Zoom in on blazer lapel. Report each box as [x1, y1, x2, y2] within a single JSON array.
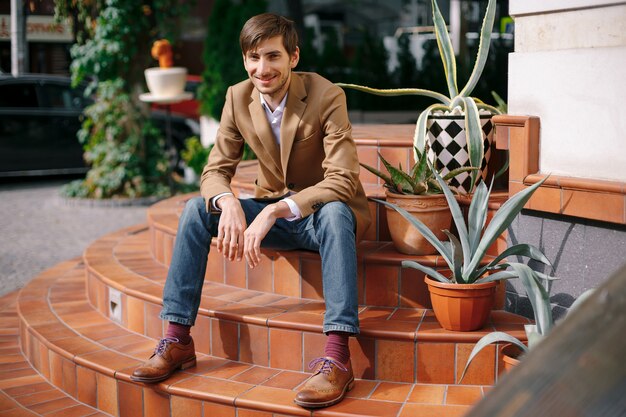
[[280, 74, 307, 179], [249, 93, 282, 174]]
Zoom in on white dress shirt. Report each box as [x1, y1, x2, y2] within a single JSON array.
[[211, 92, 301, 221]]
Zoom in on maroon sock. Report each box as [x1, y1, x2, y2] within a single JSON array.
[[165, 322, 191, 345], [324, 332, 350, 365]]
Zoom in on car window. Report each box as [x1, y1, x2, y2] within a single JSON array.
[[0, 83, 38, 107], [184, 80, 199, 96], [40, 83, 86, 109]]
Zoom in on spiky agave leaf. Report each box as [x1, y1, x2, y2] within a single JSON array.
[[431, 0, 458, 98], [458, 0, 497, 98], [334, 83, 451, 105]]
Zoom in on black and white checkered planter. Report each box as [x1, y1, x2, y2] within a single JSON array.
[[426, 115, 494, 194]]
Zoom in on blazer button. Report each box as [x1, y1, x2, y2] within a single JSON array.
[[287, 183, 295, 190]]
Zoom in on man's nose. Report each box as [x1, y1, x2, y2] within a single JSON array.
[[258, 58, 269, 74]]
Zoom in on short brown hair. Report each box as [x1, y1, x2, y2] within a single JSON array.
[[240, 13, 299, 56]]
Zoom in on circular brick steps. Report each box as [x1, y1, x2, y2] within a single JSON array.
[[83, 224, 527, 386], [14, 259, 490, 417], [6, 123, 522, 416], [0, 290, 111, 417]]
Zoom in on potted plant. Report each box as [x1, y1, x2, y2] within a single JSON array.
[[361, 144, 476, 255], [338, 0, 501, 193], [459, 284, 593, 380], [375, 167, 553, 331]]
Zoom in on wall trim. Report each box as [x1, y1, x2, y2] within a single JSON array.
[[493, 115, 626, 225]]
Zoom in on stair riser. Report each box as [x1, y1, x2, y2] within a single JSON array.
[[19, 325, 307, 417], [150, 229, 507, 311], [85, 271, 503, 386]]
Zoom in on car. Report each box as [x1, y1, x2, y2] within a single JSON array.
[[0, 74, 199, 177]]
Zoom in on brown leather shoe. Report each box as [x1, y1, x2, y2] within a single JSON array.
[[131, 337, 196, 383], [294, 357, 354, 408]]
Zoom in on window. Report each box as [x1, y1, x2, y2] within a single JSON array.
[[0, 83, 38, 107], [41, 83, 85, 109]]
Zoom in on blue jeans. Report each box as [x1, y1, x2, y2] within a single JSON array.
[[160, 196, 359, 335]]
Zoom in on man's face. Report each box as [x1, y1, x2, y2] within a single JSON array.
[[243, 35, 299, 104]]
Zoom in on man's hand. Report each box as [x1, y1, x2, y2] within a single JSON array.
[[244, 201, 291, 268], [215, 195, 247, 261]]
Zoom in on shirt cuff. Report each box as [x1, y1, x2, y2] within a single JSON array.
[[211, 192, 234, 212], [282, 197, 301, 222]]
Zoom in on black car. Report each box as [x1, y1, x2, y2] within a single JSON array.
[[0, 74, 198, 177]]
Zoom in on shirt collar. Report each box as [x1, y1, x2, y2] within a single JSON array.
[[259, 93, 288, 115]]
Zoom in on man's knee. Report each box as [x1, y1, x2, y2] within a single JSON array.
[[179, 196, 213, 228], [315, 201, 355, 231], [185, 196, 205, 212]]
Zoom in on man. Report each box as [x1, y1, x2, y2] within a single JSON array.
[[131, 13, 371, 409]]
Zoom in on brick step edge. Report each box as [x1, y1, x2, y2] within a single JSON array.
[[82, 226, 529, 386], [0, 289, 113, 417], [15, 260, 485, 417]]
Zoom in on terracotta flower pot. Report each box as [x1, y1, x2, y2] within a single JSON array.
[[425, 276, 497, 331], [501, 343, 523, 371], [384, 190, 452, 255]]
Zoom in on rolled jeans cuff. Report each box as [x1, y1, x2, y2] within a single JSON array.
[[160, 312, 195, 327], [323, 324, 359, 335]]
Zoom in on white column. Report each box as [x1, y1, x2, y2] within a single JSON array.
[[10, 0, 26, 76]]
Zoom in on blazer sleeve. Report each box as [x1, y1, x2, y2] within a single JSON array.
[[288, 84, 360, 218], [199, 86, 244, 210]]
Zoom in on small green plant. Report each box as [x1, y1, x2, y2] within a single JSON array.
[[361, 144, 477, 195], [181, 136, 212, 176], [338, 0, 501, 191], [375, 166, 553, 285]]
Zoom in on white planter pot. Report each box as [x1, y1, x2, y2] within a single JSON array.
[[144, 67, 187, 98], [426, 114, 494, 194]]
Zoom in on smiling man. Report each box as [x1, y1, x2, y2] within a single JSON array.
[[131, 13, 371, 409]]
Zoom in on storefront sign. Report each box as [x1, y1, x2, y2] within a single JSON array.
[[0, 15, 73, 42]]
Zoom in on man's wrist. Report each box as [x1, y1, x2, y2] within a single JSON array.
[[266, 201, 293, 219], [213, 192, 235, 210]]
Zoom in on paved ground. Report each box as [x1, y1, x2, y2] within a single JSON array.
[[0, 179, 148, 297]]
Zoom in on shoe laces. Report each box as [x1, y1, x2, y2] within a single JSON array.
[[154, 337, 179, 356], [308, 357, 347, 375]]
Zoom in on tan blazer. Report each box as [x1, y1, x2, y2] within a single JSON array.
[[200, 72, 371, 241]]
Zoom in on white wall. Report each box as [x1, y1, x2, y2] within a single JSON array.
[[508, 1, 626, 182]]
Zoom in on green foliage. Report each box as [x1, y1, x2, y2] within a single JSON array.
[[360, 145, 477, 195], [345, 30, 392, 110], [181, 136, 212, 176], [62, 80, 170, 199], [460, 278, 597, 383], [181, 136, 256, 177], [458, 272, 554, 382], [198, 0, 267, 119], [376, 169, 554, 285], [55, 0, 190, 198]]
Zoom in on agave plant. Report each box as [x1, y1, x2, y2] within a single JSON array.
[[360, 144, 477, 195], [459, 278, 595, 382], [458, 270, 554, 382], [338, 0, 501, 190], [375, 167, 553, 285]]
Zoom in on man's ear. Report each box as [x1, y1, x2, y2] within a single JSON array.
[[290, 46, 300, 69]]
